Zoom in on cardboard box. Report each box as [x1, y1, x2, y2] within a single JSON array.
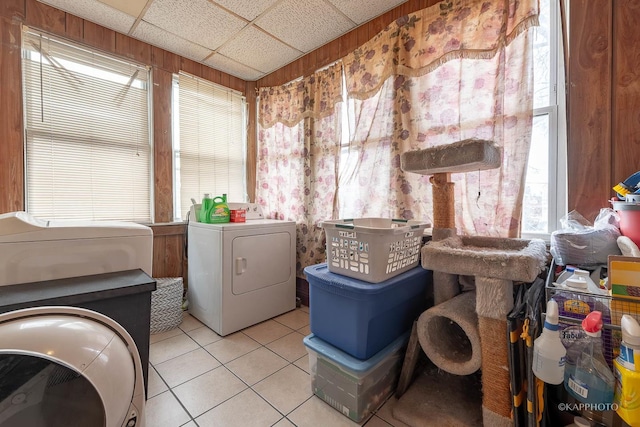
[[609, 256, 640, 299]]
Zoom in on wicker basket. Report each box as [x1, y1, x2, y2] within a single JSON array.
[[150, 277, 184, 334]]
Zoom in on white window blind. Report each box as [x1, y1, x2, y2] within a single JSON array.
[[22, 28, 152, 222], [174, 72, 247, 220]]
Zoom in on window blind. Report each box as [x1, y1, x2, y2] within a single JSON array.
[[22, 28, 152, 222], [175, 72, 246, 220]]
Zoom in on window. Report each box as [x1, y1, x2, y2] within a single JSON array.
[[22, 28, 152, 222], [521, 0, 567, 237], [172, 73, 247, 221]]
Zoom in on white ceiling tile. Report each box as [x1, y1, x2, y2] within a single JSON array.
[[98, 0, 148, 17], [204, 54, 265, 81], [218, 26, 301, 74], [327, 0, 407, 25], [255, 0, 355, 52], [132, 21, 212, 62], [212, 0, 279, 21], [142, 0, 248, 50], [37, 0, 135, 34]]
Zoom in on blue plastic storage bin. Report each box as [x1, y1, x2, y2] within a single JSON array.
[[305, 263, 432, 360], [303, 332, 409, 422]]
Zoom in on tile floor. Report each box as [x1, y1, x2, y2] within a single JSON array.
[[146, 306, 409, 427]]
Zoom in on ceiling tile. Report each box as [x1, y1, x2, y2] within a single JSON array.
[[132, 21, 212, 62], [204, 54, 265, 81], [212, 0, 279, 21], [255, 0, 355, 52], [142, 0, 248, 51], [37, 0, 136, 34], [218, 26, 301, 74], [327, 0, 407, 25], [98, 0, 148, 17]]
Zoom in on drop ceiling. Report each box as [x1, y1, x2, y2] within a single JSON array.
[[36, 0, 409, 81]]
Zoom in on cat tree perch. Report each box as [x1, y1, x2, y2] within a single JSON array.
[[396, 139, 547, 427]]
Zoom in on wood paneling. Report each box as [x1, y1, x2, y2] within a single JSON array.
[[151, 46, 180, 74], [115, 32, 151, 64], [65, 13, 83, 41], [1, 0, 25, 19], [567, 0, 613, 220], [0, 17, 24, 213], [612, 0, 640, 187], [83, 20, 116, 52], [153, 68, 174, 223], [25, 0, 64, 34], [150, 224, 186, 282]]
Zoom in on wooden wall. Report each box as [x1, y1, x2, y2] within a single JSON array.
[[568, 0, 640, 221]]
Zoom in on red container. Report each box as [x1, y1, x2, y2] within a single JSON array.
[[230, 209, 246, 222], [613, 201, 640, 247]]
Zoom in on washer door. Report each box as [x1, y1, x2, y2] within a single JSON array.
[[0, 307, 140, 427]]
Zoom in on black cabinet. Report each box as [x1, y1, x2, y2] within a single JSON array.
[[0, 269, 156, 397]]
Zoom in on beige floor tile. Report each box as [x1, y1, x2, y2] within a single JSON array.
[[274, 309, 309, 330], [144, 391, 191, 427], [155, 348, 221, 388], [180, 422, 196, 427], [364, 416, 393, 426], [203, 332, 261, 364], [147, 366, 168, 398], [186, 325, 222, 346], [173, 367, 247, 417], [272, 418, 296, 427], [195, 389, 282, 427], [297, 324, 311, 335], [288, 397, 360, 427], [253, 364, 312, 414], [266, 331, 308, 362], [149, 334, 199, 365], [179, 313, 205, 332], [225, 347, 288, 386], [150, 327, 185, 344], [242, 319, 294, 345], [299, 305, 310, 313], [293, 354, 310, 374], [375, 397, 411, 427]]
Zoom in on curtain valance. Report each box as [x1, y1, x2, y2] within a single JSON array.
[[343, 0, 539, 99], [258, 62, 343, 128]]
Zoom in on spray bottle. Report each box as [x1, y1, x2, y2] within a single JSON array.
[[614, 315, 640, 425], [199, 193, 213, 223], [566, 311, 615, 404], [532, 299, 566, 384]]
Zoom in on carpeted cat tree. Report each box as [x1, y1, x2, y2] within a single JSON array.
[[395, 139, 547, 427]]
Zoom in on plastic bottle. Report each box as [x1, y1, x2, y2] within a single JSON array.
[[199, 193, 212, 223], [532, 299, 566, 384], [572, 269, 607, 295], [556, 266, 576, 284], [208, 194, 230, 223], [614, 315, 640, 425], [566, 311, 615, 404]]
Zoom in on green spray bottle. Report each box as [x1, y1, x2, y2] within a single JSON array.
[[199, 193, 213, 223]]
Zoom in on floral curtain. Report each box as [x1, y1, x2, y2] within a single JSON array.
[[256, 63, 342, 277], [340, 0, 538, 236]]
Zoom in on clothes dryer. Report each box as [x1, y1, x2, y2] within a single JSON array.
[[0, 306, 145, 427], [187, 203, 296, 335]]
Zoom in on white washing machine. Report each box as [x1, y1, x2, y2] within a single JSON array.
[[0, 306, 145, 427], [187, 203, 296, 336]]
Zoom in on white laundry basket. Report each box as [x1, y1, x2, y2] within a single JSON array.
[[150, 278, 184, 333], [321, 218, 430, 283]]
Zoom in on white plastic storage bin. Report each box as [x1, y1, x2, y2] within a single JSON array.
[[303, 332, 409, 422], [321, 218, 430, 283]]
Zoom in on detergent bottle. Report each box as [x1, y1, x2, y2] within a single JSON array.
[[209, 194, 230, 223], [566, 311, 615, 404], [614, 315, 640, 425], [199, 193, 213, 223], [533, 299, 566, 384]]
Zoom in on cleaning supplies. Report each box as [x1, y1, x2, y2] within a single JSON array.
[[208, 194, 230, 223], [566, 311, 615, 404], [199, 193, 213, 223], [556, 266, 576, 285], [532, 299, 566, 384], [614, 315, 640, 425]]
